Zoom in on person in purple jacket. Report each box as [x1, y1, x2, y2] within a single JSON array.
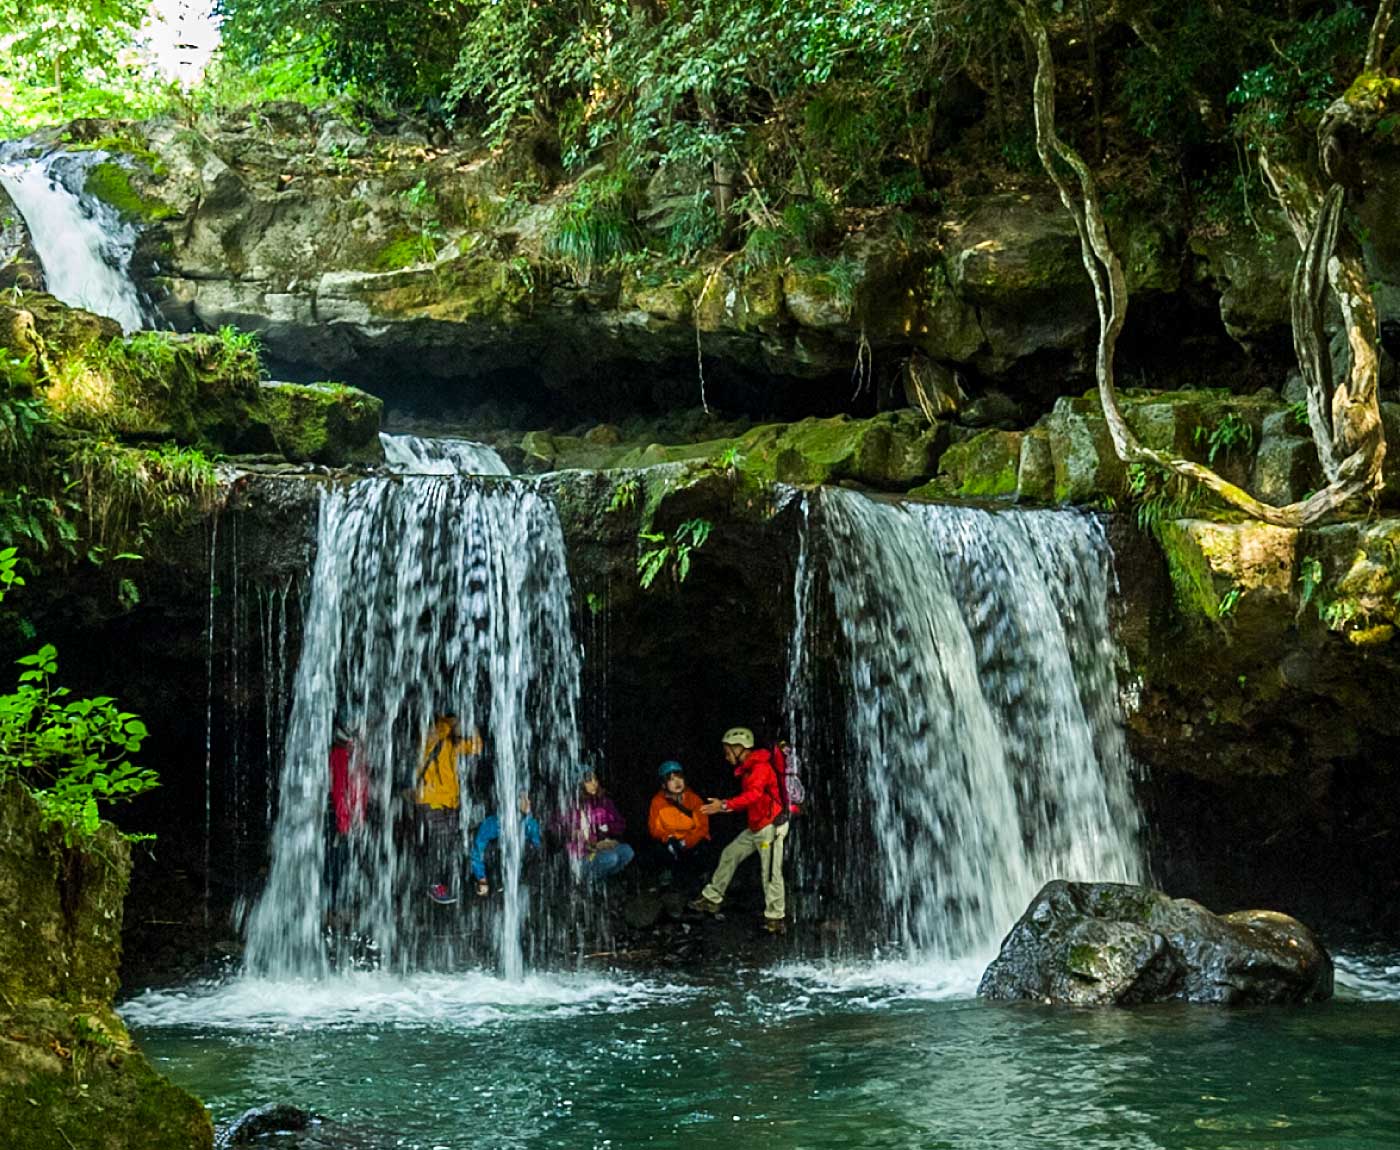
[[564, 766, 634, 882]]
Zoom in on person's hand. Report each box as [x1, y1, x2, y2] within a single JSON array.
[[699, 799, 725, 815], [475, 879, 490, 897]]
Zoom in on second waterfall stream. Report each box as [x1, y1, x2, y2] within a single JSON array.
[[787, 488, 1143, 966]]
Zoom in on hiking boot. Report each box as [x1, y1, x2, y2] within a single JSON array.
[[763, 918, 787, 935], [427, 883, 458, 905], [688, 895, 722, 916]]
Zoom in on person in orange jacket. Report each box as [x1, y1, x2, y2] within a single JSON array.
[[647, 761, 710, 887]]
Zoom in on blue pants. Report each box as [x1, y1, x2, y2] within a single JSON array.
[[581, 843, 634, 882]]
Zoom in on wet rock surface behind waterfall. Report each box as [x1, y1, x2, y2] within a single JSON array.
[[978, 880, 1333, 1006]]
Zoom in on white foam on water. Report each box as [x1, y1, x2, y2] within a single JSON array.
[[772, 955, 989, 1004], [1333, 952, 1400, 1001], [379, 433, 510, 476], [121, 970, 685, 1031]]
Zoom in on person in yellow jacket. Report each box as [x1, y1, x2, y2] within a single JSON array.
[[413, 714, 482, 905]]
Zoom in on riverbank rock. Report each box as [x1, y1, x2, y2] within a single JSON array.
[[0, 179, 44, 292], [2, 293, 382, 465], [978, 880, 1333, 1005], [0, 784, 213, 1149]]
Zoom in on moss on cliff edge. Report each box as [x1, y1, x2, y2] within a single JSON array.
[[0, 787, 213, 1149], [83, 162, 177, 223], [0, 1001, 212, 1150]]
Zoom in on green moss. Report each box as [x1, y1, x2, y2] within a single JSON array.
[[82, 163, 176, 222], [0, 1002, 212, 1150], [256, 381, 383, 465], [1154, 520, 1224, 622], [373, 230, 437, 271], [1343, 70, 1400, 108], [70, 135, 168, 177], [1067, 944, 1099, 973], [926, 429, 1021, 498]]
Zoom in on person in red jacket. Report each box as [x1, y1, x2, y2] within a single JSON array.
[[327, 720, 369, 917], [689, 726, 790, 933]]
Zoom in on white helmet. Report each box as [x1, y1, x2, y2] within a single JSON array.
[[721, 726, 755, 748]]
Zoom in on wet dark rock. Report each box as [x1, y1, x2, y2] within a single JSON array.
[[218, 1104, 314, 1146], [0, 179, 43, 292], [978, 880, 1333, 1006]]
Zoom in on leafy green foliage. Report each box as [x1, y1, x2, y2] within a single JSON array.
[[638, 518, 713, 589], [0, 549, 158, 845], [1193, 412, 1254, 465], [1216, 584, 1243, 619], [548, 173, 641, 281], [607, 476, 640, 514], [1229, 3, 1369, 150], [1127, 462, 1204, 533], [1298, 554, 1324, 609]]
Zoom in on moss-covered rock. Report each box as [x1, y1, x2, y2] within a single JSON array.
[[7, 296, 380, 465], [915, 428, 1022, 499], [1153, 518, 1298, 636], [0, 1000, 212, 1150], [83, 161, 176, 222], [516, 411, 947, 491], [257, 381, 383, 466], [0, 785, 128, 1005], [0, 786, 212, 1149]]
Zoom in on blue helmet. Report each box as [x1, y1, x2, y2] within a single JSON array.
[[658, 760, 684, 780]]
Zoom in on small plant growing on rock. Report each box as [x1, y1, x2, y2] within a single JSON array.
[[1194, 412, 1255, 465], [0, 548, 159, 845], [607, 476, 639, 514], [638, 517, 712, 589]]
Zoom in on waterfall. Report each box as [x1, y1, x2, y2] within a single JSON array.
[[0, 151, 149, 332], [792, 488, 1142, 963], [243, 476, 582, 980], [379, 433, 510, 476]]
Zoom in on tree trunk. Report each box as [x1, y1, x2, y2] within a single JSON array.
[[1013, 0, 1386, 527]]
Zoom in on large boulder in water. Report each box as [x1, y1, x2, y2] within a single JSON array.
[[978, 880, 1333, 1005]]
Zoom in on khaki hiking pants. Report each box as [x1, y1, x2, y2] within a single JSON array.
[[701, 820, 789, 920]]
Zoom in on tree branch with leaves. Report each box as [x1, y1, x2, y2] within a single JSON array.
[[1012, 0, 1392, 528]]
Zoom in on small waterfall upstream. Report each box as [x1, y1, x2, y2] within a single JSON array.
[[244, 472, 582, 980], [0, 150, 149, 332], [379, 433, 511, 476], [790, 488, 1142, 964]]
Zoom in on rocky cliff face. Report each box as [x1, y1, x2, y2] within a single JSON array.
[[19, 108, 1352, 426], [0, 784, 212, 1150]]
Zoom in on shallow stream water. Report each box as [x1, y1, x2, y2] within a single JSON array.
[[126, 955, 1400, 1149]]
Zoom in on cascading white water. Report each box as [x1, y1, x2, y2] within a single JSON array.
[[0, 151, 148, 332], [794, 488, 1142, 963], [379, 433, 510, 476], [243, 476, 582, 980]]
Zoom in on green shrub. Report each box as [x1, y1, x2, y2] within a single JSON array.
[[0, 549, 158, 846], [548, 173, 641, 280]]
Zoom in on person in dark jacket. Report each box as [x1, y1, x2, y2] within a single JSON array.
[[690, 727, 789, 933]]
